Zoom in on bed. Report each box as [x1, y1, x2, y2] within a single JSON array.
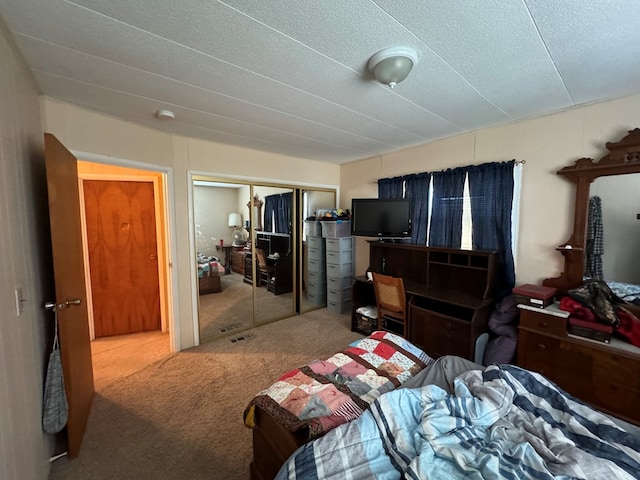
[[608, 280, 640, 305], [245, 333, 640, 480], [197, 254, 223, 294], [243, 331, 433, 480]]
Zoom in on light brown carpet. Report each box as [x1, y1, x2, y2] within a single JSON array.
[[48, 309, 363, 480], [198, 272, 295, 344]]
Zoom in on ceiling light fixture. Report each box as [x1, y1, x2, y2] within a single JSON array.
[[155, 109, 175, 120], [368, 46, 418, 89]]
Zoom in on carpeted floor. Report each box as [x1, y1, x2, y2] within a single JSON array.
[[198, 272, 295, 344], [48, 309, 363, 480]]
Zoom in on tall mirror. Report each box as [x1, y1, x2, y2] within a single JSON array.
[[587, 173, 640, 303], [252, 185, 296, 325], [192, 177, 339, 343], [299, 189, 337, 312], [544, 128, 640, 298], [193, 179, 253, 343]]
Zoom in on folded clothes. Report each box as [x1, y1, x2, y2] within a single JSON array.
[[356, 305, 378, 318]]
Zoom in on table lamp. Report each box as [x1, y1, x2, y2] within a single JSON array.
[[228, 213, 246, 246]]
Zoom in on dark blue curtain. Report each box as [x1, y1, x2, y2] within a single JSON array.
[[378, 176, 404, 199], [264, 193, 292, 234], [467, 161, 515, 289], [404, 173, 430, 245], [429, 168, 466, 247], [263, 196, 275, 232]]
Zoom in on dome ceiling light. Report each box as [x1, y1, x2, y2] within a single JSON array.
[[155, 109, 176, 120], [368, 46, 418, 89]]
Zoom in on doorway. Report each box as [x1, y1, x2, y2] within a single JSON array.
[[77, 161, 172, 378]]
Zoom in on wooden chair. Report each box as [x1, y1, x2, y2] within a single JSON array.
[[372, 273, 407, 337], [254, 248, 273, 287]]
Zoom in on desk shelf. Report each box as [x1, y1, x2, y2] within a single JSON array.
[[353, 243, 499, 361]]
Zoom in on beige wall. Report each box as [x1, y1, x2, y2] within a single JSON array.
[[42, 98, 341, 350], [193, 185, 239, 256], [341, 94, 640, 284], [0, 21, 53, 480]]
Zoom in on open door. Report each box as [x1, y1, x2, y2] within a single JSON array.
[[44, 133, 95, 458]]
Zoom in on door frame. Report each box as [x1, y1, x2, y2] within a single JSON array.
[[187, 169, 339, 346], [73, 150, 179, 352]]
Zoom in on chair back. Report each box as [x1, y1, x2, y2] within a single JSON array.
[[255, 248, 269, 271], [372, 273, 406, 314]]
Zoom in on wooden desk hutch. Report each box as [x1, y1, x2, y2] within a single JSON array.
[[352, 242, 500, 361]]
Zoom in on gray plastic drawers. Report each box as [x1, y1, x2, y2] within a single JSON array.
[[306, 235, 326, 305], [325, 237, 354, 314]]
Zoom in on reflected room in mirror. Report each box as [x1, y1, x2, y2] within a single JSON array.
[[587, 174, 640, 305]]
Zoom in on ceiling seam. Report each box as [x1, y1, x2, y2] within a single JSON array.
[[521, 0, 575, 105]]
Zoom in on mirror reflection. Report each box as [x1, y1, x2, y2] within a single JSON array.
[[194, 181, 254, 343], [193, 178, 338, 344], [252, 185, 295, 325], [300, 189, 336, 312], [586, 173, 640, 304]]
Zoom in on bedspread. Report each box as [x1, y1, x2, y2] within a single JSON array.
[[243, 331, 433, 439], [277, 364, 640, 479]]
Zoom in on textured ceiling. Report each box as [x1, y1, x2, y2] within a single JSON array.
[[2, 0, 640, 164]]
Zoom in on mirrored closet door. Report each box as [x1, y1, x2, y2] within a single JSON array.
[[192, 177, 336, 344], [299, 189, 337, 313], [193, 179, 254, 343]]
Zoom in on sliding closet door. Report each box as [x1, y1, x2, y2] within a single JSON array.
[[299, 189, 336, 313], [252, 185, 295, 325], [192, 177, 338, 344], [193, 180, 254, 343]]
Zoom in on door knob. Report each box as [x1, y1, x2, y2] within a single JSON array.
[[44, 298, 80, 310]]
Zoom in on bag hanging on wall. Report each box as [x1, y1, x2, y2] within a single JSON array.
[[42, 309, 69, 434]]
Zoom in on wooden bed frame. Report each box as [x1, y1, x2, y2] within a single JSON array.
[[249, 405, 309, 480]]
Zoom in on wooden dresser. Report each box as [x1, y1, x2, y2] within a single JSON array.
[[517, 304, 640, 426]]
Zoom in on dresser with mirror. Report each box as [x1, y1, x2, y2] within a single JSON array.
[[518, 129, 640, 425]]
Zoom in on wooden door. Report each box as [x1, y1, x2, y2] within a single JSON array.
[[44, 133, 95, 458], [83, 180, 161, 337]]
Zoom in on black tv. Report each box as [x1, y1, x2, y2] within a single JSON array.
[[350, 198, 411, 239]]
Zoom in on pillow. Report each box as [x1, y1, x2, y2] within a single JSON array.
[[483, 335, 517, 365]]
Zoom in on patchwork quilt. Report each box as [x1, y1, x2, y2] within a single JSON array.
[[243, 331, 433, 439]]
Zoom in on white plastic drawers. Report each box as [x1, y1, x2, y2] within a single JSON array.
[[306, 235, 326, 305], [325, 236, 354, 314]]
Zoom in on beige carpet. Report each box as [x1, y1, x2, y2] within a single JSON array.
[[198, 272, 295, 344], [48, 309, 363, 480]]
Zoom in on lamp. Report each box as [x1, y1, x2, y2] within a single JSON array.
[[228, 213, 246, 246], [368, 46, 418, 89]]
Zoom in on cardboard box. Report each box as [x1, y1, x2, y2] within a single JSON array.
[[513, 284, 557, 308]]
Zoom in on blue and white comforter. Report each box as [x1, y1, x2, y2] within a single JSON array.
[[276, 365, 640, 479]]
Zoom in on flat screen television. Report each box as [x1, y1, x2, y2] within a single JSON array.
[[350, 198, 411, 239]]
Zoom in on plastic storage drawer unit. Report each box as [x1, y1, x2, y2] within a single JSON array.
[[321, 220, 351, 238]]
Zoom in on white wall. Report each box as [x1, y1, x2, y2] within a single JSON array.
[[341, 94, 640, 285], [193, 186, 238, 256], [0, 20, 54, 480]]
